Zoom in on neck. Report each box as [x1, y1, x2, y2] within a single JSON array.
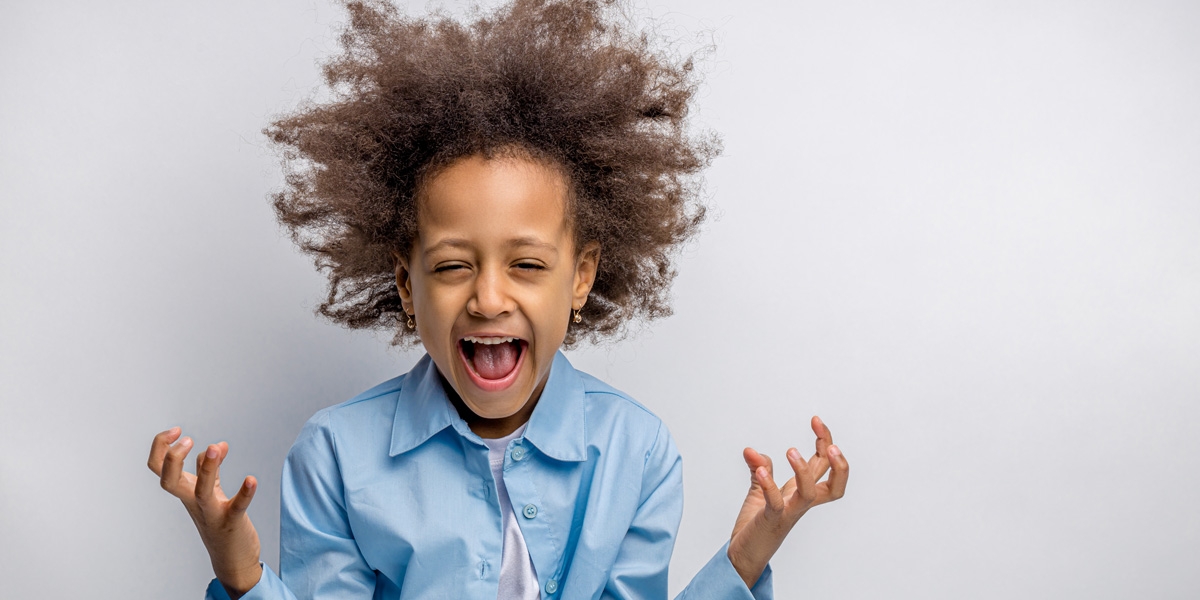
[[438, 371, 548, 439]]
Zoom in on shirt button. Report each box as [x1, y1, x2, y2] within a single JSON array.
[[522, 503, 538, 519], [545, 578, 558, 594], [511, 446, 526, 461]]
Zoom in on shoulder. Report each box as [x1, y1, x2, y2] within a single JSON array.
[[571, 363, 654, 414], [572, 366, 676, 459], [570, 366, 683, 504], [577, 367, 659, 420], [289, 371, 408, 458], [330, 372, 407, 420]]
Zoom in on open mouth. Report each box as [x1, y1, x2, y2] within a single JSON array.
[[458, 336, 527, 391]]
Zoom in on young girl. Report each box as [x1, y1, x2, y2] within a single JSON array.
[[147, 1, 848, 598]]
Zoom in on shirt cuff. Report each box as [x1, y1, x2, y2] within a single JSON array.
[[683, 541, 773, 600], [205, 562, 289, 600]]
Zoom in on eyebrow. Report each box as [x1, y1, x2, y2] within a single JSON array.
[[424, 236, 558, 254]]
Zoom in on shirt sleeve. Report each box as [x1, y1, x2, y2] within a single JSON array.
[[204, 409, 378, 600], [602, 421, 773, 600]]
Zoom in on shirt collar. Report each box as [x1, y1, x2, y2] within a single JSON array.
[[389, 350, 587, 461]]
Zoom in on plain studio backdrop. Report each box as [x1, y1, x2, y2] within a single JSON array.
[[2, 0, 1197, 597]]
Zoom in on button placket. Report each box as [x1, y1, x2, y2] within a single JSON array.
[[503, 450, 559, 596]]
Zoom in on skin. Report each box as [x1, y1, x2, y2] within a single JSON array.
[[391, 153, 600, 439], [146, 151, 849, 596], [728, 416, 850, 588], [147, 432, 261, 599]]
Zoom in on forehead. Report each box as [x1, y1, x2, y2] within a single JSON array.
[[416, 154, 571, 250]]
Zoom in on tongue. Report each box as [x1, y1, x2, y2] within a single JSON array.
[[472, 342, 520, 380]]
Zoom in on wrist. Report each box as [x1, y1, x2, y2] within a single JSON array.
[[217, 562, 263, 599], [726, 544, 767, 590]]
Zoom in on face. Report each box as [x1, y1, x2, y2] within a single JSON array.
[[393, 153, 600, 437]]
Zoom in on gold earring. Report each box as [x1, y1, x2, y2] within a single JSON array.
[[406, 313, 415, 329], [573, 308, 582, 323]]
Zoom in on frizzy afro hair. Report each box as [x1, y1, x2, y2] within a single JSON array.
[[264, 0, 721, 347]]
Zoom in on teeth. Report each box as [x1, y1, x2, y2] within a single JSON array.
[[463, 336, 517, 345]]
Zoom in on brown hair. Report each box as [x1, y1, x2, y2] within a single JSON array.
[[264, 0, 720, 347]]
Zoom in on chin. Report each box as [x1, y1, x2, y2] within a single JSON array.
[[462, 394, 532, 420]]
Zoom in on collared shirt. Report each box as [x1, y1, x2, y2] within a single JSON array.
[[206, 351, 773, 600], [481, 421, 539, 598]]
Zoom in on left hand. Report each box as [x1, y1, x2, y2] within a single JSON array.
[[726, 415, 849, 588]]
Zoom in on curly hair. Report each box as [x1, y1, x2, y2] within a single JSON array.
[[264, 0, 720, 347]]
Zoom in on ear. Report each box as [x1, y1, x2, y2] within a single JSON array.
[[572, 241, 601, 309], [390, 250, 415, 313]]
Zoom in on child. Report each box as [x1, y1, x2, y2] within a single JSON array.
[[147, 1, 848, 598]]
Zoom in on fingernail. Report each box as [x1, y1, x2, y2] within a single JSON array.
[[206, 446, 218, 459], [756, 467, 767, 480], [829, 445, 840, 457], [181, 437, 192, 448], [788, 448, 800, 461]]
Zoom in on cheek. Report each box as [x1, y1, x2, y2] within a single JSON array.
[[412, 281, 459, 323], [530, 294, 572, 343], [412, 297, 458, 355]]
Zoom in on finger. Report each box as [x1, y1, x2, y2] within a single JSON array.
[[812, 414, 832, 454], [812, 415, 834, 452], [818, 444, 849, 504], [210, 441, 232, 501], [743, 447, 771, 471], [756, 466, 785, 514], [809, 416, 833, 482], [787, 447, 819, 504], [194, 444, 221, 506], [159, 436, 194, 497], [808, 454, 830, 485], [742, 447, 774, 486], [229, 475, 258, 516], [147, 427, 181, 476]]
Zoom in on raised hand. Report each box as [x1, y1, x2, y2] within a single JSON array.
[[147, 427, 264, 598], [726, 416, 849, 588]]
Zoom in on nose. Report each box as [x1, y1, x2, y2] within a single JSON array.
[[466, 267, 515, 319]]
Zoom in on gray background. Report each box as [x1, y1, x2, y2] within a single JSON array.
[[2, 0, 1197, 598]]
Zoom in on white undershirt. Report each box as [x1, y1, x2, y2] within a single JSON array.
[[481, 424, 540, 599]]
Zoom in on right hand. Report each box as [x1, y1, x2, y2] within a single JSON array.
[[148, 427, 263, 598]]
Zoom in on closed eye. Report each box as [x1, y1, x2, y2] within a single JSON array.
[[516, 263, 545, 271]]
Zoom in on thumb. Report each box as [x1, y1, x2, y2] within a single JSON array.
[[742, 447, 774, 487]]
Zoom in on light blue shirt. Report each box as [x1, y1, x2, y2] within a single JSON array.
[[206, 351, 772, 599]]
